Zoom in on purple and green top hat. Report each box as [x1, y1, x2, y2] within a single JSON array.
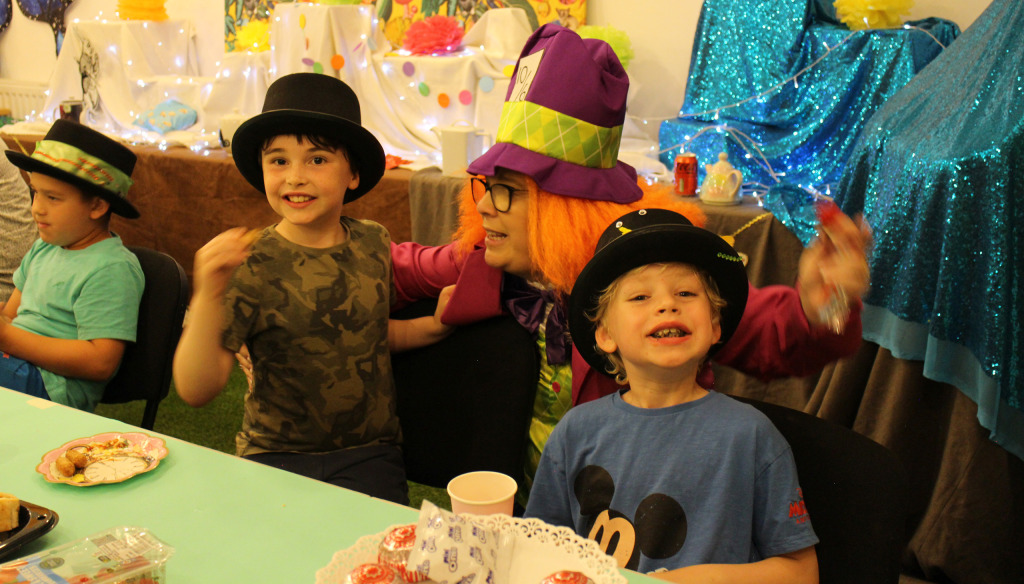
[[5, 120, 139, 218], [467, 23, 641, 204]]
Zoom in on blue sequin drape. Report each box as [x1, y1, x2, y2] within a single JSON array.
[[658, 0, 958, 244], [836, 0, 1024, 460]]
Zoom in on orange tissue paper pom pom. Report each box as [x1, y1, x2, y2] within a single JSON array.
[[402, 15, 465, 56]]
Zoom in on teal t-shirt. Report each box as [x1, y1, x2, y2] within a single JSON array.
[[12, 235, 144, 411]]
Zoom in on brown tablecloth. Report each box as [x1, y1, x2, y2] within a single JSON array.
[[408, 166, 464, 246], [2, 134, 413, 275]]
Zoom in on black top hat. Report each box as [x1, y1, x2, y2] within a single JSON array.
[[5, 120, 139, 218], [568, 208, 750, 376], [231, 73, 386, 203]]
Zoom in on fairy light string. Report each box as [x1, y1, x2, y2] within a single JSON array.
[[638, 24, 947, 200]]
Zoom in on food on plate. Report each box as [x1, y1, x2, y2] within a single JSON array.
[[346, 563, 402, 584], [0, 493, 18, 532], [377, 524, 426, 583], [55, 455, 76, 477], [540, 571, 596, 584], [65, 448, 89, 469], [49, 435, 157, 484]]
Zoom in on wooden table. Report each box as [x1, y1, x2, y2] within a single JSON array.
[[0, 387, 659, 583], [1, 133, 413, 276]]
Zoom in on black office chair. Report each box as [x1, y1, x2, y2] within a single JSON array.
[[391, 300, 539, 489], [101, 246, 190, 430], [733, 396, 909, 584]]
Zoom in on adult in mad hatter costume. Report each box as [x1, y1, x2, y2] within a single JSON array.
[[390, 23, 872, 499]]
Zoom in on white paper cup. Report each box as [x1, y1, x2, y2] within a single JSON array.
[[447, 471, 517, 516]]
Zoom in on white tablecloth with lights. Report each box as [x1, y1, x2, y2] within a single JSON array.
[[269, 3, 531, 158], [41, 7, 531, 160], [43, 19, 202, 135]]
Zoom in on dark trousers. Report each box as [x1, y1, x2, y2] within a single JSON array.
[[245, 443, 409, 505]]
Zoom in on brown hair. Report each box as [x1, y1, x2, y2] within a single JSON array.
[[260, 133, 357, 175]]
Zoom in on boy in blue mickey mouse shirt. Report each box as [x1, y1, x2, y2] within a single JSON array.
[[526, 209, 819, 584]]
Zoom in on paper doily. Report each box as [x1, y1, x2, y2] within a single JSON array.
[[315, 516, 626, 584]]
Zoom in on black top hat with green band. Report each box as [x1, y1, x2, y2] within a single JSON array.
[[569, 209, 750, 376], [5, 120, 139, 218]]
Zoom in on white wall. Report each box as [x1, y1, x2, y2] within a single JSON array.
[[0, 0, 993, 125]]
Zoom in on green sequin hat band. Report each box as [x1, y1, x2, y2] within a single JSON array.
[[5, 119, 139, 218], [467, 24, 642, 204], [31, 141, 134, 196]]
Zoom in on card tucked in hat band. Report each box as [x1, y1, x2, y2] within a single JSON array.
[[31, 140, 134, 196], [495, 100, 622, 169]]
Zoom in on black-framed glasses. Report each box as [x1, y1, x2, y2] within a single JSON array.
[[470, 177, 524, 213]]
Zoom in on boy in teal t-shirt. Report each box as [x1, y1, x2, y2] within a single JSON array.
[[0, 120, 144, 411]]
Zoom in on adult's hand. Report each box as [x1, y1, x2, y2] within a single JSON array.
[[797, 209, 872, 332]]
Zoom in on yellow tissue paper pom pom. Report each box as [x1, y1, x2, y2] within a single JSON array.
[[834, 0, 914, 30], [236, 19, 271, 53], [576, 25, 635, 70]]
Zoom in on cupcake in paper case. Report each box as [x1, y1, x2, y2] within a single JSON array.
[[540, 570, 596, 584], [346, 563, 403, 584], [378, 524, 428, 583]]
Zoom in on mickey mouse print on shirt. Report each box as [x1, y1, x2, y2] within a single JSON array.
[[573, 465, 688, 571]]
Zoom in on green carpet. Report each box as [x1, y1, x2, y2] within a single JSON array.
[[93, 365, 450, 511]]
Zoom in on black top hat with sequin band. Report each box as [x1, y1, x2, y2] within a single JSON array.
[[569, 208, 750, 375], [5, 120, 139, 218], [231, 73, 386, 203]]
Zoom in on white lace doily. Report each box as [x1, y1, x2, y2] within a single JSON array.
[[315, 516, 626, 584]]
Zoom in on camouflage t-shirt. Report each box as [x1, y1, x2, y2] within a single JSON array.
[[222, 219, 401, 456]]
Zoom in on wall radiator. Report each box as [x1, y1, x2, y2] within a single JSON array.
[[0, 80, 48, 119]]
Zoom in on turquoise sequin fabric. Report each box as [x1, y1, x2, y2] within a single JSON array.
[[837, 0, 1024, 460], [658, 0, 958, 244]]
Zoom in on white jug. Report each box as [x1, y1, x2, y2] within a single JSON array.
[[219, 109, 248, 152], [431, 124, 491, 177]]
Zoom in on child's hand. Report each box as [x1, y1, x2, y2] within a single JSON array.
[[192, 228, 259, 299], [798, 205, 872, 331], [236, 345, 254, 392]]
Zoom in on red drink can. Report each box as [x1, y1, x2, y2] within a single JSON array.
[[674, 153, 698, 196]]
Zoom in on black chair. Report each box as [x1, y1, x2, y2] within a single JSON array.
[[100, 246, 190, 430], [733, 396, 909, 584], [391, 300, 538, 489]]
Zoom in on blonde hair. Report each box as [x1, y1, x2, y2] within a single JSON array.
[[452, 177, 707, 297], [588, 264, 728, 384]]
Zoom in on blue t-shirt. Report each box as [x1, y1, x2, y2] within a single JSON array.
[[12, 236, 144, 410], [525, 390, 818, 575]]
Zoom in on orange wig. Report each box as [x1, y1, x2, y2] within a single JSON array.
[[453, 176, 707, 297]]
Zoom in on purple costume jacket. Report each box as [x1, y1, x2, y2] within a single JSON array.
[[391, 241, 862, 406]]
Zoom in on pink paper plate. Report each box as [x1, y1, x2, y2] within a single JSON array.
[[36, 432, 169, 487]]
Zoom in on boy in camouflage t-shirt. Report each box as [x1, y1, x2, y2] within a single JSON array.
[[173, 74, 451, 504]]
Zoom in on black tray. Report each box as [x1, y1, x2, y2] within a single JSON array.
[[0, 501, 59, 562]]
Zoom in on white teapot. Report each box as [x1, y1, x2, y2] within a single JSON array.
[[700, 152, 743, 204]]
